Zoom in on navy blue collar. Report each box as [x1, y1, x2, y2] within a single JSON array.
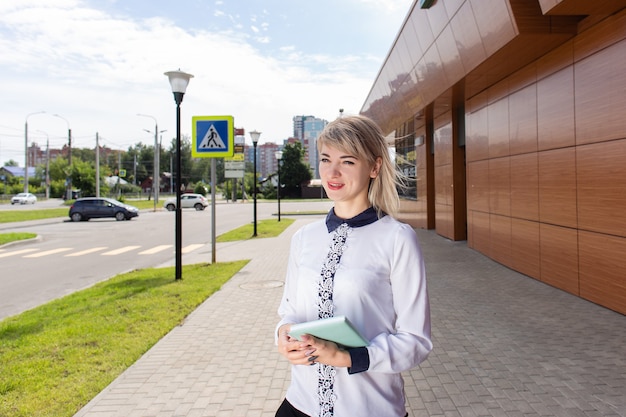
[[325, 206, 381, 232]]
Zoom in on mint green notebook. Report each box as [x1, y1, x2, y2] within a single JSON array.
[[288, 315, 369, 348]]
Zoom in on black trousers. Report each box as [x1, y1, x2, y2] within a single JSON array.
[[275, 399, 310, 417], [275, 399, 409, 417]]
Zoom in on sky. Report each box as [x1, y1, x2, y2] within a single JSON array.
[[0, 0, 411, 167]]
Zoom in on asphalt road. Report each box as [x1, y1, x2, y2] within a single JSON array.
[[0, 197, 67, 210], [0, 199, 332, 320]]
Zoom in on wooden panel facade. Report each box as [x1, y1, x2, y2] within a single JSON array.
[[434, 114, 454, 239], [576, 139, 626, 236], [537, 148, 577, 228], [539, 224, 579, 295], [579, 231, 626, 314], [465, 15, 626, 314], [511, 218, 540, 279], [510, 153, 539, 221], [364, 0, 626, 314]]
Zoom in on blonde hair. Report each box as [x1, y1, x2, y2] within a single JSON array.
[[317, 115, 403, 218]]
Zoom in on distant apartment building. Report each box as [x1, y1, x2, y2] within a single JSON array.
[[256, 142, 281, 179], [292, 115, 327, 178], [242, 116, 327, 181], [26, 142, 65, 167]]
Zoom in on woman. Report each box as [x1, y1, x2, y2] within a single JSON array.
[[275, 115, 432, 417]]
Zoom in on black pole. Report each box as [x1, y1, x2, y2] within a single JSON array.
[[67, 128, 72, 200], [174, 91, 184, 280], [253, 142, 258, 236], [277, 160, 281, 222]]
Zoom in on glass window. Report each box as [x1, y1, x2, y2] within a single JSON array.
[[395, 134, 418, 199]]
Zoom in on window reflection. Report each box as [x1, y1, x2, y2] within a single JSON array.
[[396, 134, 419, 199]]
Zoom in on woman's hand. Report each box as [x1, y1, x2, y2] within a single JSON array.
[[277, 324, 316, 365], [297, 335, 352, 368], [277, 325, 350, 367]]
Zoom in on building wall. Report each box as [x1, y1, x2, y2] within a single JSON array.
[[257, 142, 280, 178], [303, 118, 328, 178], [363, 0, 626, 315], [397, 119, 435, 230], [466, 15, 626, 314]]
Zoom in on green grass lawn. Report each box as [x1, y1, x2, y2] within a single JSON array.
[[124, 199, 162, 210], [0, 208, 68, 224], [0, 233, 37, 246], [216, 218, 295, 242], [0, 199, 157, 225], [1, 219, 300, 246], [0, 204, 302, 416], [0, 261, 248, 417]]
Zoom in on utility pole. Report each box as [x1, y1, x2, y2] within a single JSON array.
[[53, 114, 72, 200], [137, 114, 164, 209], [45, 139, 50, 199], [117, 151, 121, 198], [95, 133, 100, 197]]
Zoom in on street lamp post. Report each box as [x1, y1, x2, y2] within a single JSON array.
[[154, 130, 166, 203], [249, 130, 261, 236], [165, 69, 194, 281], [24, 111, 45, 193], [37, 130, 50, 198], [53, 114, 72, 200], [137, 113, 165, 211], [275, 150, 283, 222]]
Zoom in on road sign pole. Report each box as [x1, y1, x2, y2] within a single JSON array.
[[211, 158, 217, 264], [192, 115, 235, 265]]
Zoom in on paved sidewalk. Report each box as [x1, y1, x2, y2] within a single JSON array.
[[74, 217, 626, 417]]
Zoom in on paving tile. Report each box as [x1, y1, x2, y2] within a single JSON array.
[[73, 219, 626, 417]]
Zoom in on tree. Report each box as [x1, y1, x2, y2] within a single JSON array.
[[4, 160, 19, 167], [70, 159, 97, 196], [278, 142, 312, 198], [190, 157, 211, 184], [48, 157, 70, 183], [121, 143, 151, 185], [166, 135, 192, 190], [72, 148, 95, 164]]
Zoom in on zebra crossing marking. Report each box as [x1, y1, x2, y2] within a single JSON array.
[[65, 247, 108, 257], [101, 246, 142, 256], [24, 248, 73, 258], [0, 248, 37, 258], [182, 244, 204, 254], [2, 243, 208, 258], [139, 245, 172, 255]]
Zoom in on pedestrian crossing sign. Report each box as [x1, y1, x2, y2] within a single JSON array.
[[192, 115, 235, 158]]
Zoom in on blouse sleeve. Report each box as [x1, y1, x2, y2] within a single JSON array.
[[274, 228, 302, 344], [366, 224, 433, 373]]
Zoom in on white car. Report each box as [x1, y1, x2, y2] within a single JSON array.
[[11, 193, 37, 205], [163, 193, 208, 211]]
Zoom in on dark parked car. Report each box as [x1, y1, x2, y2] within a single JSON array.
[[69, 197, 139, 222]]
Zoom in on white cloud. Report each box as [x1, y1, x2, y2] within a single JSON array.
[[355, 0, 410, 13], [0, 0, 408, 166]]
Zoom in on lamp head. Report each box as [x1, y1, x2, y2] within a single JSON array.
[[275, 150, 283, 160], [164, 70, 194, 94], [249, 130, 261, 145], [25, 111, 46, 124]]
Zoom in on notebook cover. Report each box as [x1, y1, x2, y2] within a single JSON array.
[[288, 315, 369, 348]]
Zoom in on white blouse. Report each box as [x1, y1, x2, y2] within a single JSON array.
[[276, 214, 432, 417]]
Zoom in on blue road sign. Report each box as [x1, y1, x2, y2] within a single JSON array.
[[192, 115, 234, 158]]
